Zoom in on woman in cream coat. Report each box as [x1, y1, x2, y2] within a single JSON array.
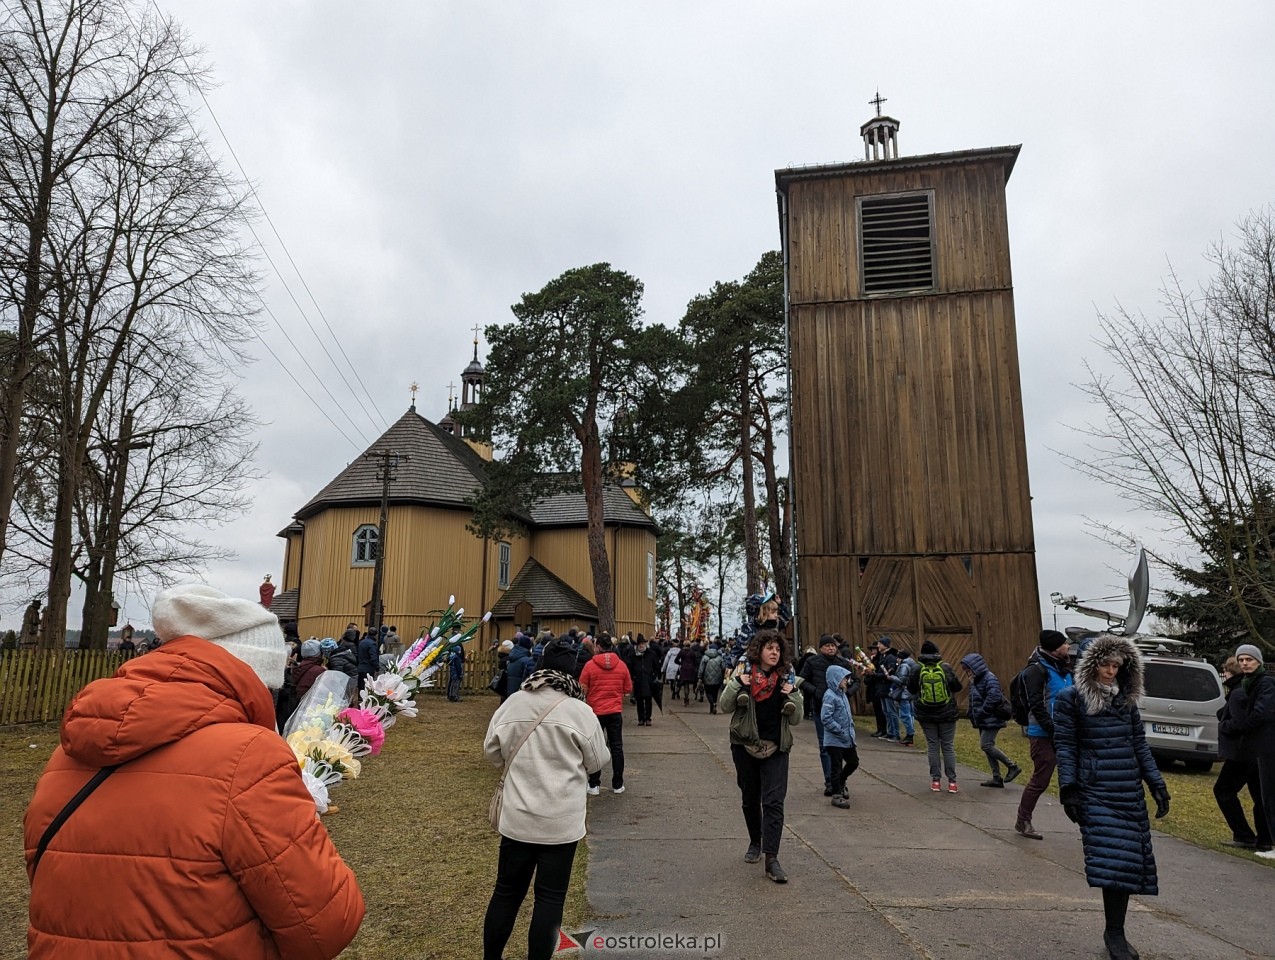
[[483, 636, 610, 960]]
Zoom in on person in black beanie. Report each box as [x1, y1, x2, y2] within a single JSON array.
[[1015, 629, 1074, 840]]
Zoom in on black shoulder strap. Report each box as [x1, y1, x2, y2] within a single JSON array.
[[31, 764, 119, 880]]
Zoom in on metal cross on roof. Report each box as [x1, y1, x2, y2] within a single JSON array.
[[446, 381, 456, 407], [409, 381, 418, 404], [870, 90, 888, 116]]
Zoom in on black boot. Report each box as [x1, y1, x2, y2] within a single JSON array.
[[1103, 931, 1139, 960], [764, 854, 787, 883]]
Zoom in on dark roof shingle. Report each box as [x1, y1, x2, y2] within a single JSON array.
[[295, 410, 491, 519], [490, 558, 599, 621]]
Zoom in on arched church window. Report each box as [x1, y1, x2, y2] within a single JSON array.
[[352, 525, 379, 566]]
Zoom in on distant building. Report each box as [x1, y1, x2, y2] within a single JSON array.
[[275, 346, 657, 644]]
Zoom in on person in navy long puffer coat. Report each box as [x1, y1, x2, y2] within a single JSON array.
[[1054, 634, 1170, 960], [959, 653, 1022, 788]]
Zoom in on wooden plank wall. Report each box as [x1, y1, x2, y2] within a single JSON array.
[[796, 553, 1038, 703], [789, 291, 1033, 557], [784, 159, 1013, 303]]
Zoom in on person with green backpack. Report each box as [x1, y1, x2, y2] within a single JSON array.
[[909, 640, 964, 793]]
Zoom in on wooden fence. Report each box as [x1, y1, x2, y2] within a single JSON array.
[[0, 645, 505, 727], [0, 648, 129, 726]]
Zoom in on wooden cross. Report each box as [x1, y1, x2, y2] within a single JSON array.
[[870, 90, 888, 116]]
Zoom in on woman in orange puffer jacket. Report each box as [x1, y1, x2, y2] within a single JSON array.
[[24, 584, 364, 959]]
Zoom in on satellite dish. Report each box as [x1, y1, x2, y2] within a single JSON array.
[[1123, 547, 1149, 635]]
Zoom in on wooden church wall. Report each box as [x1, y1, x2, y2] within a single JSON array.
[[788, 291, 1033, 557], [297, 504, 492, 640], [282, 530, 303, 592], [611, 526, 657, 639], [785, 159, 1013, 303], [797, 552, 1038, 702]]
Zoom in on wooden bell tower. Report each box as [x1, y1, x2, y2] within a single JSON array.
[[775, 101, 1041, 682]]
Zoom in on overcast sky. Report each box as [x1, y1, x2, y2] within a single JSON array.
[[9, 0, 1274, 636]]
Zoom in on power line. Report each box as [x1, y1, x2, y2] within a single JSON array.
[[135, 0, 390, 444], [250, 327, 361, 451]]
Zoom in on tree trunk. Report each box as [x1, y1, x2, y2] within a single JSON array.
[[0, 188, 51, 568], [41, 448, 79, 649], [757, 408, 792, 599], [739, 352, 762, 592], [580, 428, 615, 633]]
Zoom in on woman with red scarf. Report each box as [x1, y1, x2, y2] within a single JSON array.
[[718, 629, 803, 883]]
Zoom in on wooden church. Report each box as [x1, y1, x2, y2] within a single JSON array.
[[270, 342, 658, 645], [775, 102, 1041, 683]]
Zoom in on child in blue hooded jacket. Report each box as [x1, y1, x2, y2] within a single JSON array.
[[821, 664, 860, 808]]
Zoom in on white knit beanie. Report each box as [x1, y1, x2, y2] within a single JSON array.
[[152, 584, 288, 690]]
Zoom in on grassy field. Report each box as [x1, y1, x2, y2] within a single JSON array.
[[915, 719, 1273, 865], [1, 696, 589, 960]]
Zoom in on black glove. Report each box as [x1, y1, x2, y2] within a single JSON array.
[[1060, 784, 1082, 825], [1153, 789, 1171, 819]]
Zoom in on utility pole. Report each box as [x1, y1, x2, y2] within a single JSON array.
[[365, 449, 403, 638]]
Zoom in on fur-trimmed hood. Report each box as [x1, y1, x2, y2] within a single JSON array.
[[1074, 634, 1144, 715]]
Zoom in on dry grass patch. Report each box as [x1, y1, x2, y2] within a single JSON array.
[[1, 697, 591, 960]]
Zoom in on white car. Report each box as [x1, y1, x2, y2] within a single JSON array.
[[1136, 641, 1225, 772]]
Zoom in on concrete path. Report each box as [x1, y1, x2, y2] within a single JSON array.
[[582, 698, 1272, 960]]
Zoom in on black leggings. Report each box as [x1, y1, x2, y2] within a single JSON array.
[[483, 837, 578, 960], [1102, 888, 1129, 935]]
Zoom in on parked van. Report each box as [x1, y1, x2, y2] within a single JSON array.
[[1135, 638, 1225, 772]]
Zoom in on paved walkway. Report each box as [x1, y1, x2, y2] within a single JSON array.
[[582, 698, 1272, 960]]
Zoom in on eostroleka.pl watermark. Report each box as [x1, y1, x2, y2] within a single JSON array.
[[556, 928, 724, 954]]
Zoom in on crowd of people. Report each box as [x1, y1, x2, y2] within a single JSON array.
[[20, 578, 1275, 960]]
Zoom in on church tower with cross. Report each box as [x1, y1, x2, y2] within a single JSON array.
[[272, 336, 658, 654], [774, 95, 1040, 689]]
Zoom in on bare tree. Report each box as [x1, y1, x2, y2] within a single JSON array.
[[0, 0, 218, 568], [0, 1, 259, 645], [1070, 208, 1275, 652]]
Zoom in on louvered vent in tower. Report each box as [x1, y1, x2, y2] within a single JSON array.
[[858, 191, 935, 295]]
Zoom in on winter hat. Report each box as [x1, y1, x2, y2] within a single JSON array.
[[819, 634, 838, 648], [1236, 643, 1264, 665], [541, 637, 578, 675], [517, 634, 533, 650], [921, 639, 940, 656], [1039, 630, 1068, 652], [498, 639, 514, 652], [320, 637, 337, 653], [300, 639, 322, 659], [152, 584, 288, 690]]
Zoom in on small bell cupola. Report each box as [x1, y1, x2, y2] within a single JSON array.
[[460, 324, 485, 424], [860, 90, 900, 160]]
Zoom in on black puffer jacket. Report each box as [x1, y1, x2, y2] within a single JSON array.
[[1054, 634, 1166, 895], [1218, 666, 1275, 763]]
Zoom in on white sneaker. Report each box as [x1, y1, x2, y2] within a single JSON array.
[[1256, 849, 1275, 859], [612, 785, 626, 795], [586, 785, 601, 797]]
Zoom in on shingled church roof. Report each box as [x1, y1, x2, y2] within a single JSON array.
[[294, 409, 492, 520], [291, 408, 657, 531], [490, 558, 599, 621]]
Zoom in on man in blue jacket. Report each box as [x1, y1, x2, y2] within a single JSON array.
[[503, 634, 535, 695], [357, 631, 381, 692], [1015, 630, 1073, 840]]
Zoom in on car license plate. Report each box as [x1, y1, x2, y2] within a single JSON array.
[[1152, 723, 1191, 736]]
